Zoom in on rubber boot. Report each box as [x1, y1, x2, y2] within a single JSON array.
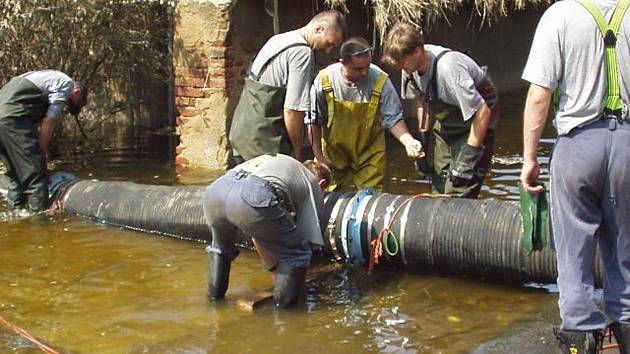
[[553, 326, 604, 354], [207, 249, 231, 301], [612, 322, 630, 354], [273, 264, 307, 308]]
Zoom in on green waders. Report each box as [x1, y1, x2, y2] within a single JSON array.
[[228, 43, 309, 163], [422, 52, 499, 198], [0, 77, 50, 211]]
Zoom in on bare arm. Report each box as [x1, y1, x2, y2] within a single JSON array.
[[309, 124, 333, 167], [284, 108, 305, 161], [467, 103, 492, 148], [39, 116, 56, 156], [520, 84, 552, 194]]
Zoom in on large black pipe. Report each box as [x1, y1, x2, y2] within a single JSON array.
[[1, 176, 604, 285]]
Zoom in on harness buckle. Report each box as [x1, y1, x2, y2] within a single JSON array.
[[604, 29, 617, 47]]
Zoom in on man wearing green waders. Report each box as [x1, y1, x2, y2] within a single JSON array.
[[0, 70, 87, 212], [522, 0, 630, 352], [228, 10, 345, 164]]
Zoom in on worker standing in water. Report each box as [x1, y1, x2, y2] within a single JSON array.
[[0, 70, 88, 212], [308, 36, 423, 191], [521, 0, 630, 352], [382, 23, 499, 198], [202, 154, 330, 308], [228, 10, 346, 164]]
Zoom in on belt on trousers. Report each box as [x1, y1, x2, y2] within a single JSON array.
[[230, 169, 296, 214]]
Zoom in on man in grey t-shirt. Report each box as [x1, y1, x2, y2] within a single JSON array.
[[0, 70, 88, 211], [521, 0, 630, 351], [308, 37, 423, 191], [203, 154, 330, 308], [382, 23, 499, 199], [228, 10, 345, 164]]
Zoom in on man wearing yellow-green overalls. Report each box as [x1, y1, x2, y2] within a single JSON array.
[[308, 37, 423, 191]]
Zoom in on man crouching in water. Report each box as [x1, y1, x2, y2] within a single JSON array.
[[202, 154, 331, 308]]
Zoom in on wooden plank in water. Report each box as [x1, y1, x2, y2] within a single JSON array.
[[235, 263, 345, 313]]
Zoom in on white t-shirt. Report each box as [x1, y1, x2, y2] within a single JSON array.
[[401, 45, 489, 122], [20, 70, 74, 119], [522, 0, 630, 135], [250, 31, 314, 112]]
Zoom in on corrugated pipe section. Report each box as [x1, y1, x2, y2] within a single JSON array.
[[1, 177, 604, 286]]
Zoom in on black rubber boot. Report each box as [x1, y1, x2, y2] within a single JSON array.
[[553, 326, 604, 354], [273, 264, 307, 308], [612, 322, 630, 354], [207, 249, 231, 301]]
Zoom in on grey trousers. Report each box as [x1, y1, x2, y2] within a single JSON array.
[[551, 118, 630, 331], [202, 170, 311, 269]]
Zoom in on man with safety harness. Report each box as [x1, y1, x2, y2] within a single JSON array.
[[521, 0, 630, 351], [308, 37, 423, 191], [0, 70, 88, 212], [202, 154, 331, 308], [382, 23, 499, 199], [228, 10, 345, 165]]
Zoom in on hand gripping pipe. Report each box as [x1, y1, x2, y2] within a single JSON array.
[[0, 175, 605, 286]]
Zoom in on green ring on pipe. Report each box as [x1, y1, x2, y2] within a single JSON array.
[[383, 230, 400, 256]]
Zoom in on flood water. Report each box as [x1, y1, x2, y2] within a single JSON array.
[[0, 89, 561, 353]]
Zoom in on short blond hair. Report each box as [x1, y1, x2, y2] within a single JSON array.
[[303, 160, 331, 185], [382, 22, 425, 67]]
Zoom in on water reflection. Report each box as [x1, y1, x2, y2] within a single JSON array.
[[0, 89, 562, 353]]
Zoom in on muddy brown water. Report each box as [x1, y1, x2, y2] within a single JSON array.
[[1, 89, 566, 353]]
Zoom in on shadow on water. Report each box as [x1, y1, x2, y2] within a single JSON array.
[[0, 89, 563, 353]]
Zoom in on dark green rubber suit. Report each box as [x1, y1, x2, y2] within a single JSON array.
[[0, 77, 50, 211]]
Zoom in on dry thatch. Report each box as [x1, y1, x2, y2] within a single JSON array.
[[326, 0, 551, 38]]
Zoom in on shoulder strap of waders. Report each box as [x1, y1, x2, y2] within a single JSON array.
[[424, 50, 452, 122], [577, 0, 630, 119], [367, 72, 389, 121], [249, 42, 311, 81], [321, 69, 336, 129], [428, 50, 452, 104]]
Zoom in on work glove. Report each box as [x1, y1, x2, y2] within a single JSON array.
[[414, 131, 433, 177], [449, 144, 485, 188]]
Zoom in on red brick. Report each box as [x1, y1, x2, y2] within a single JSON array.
[[176, 78, 206, 88], [183, 69, 208, 78], [218, 19, 229, 30], [175, 145, 185, 154], [211, 40, 225, 47], [175, 155, 190, 166], [209, 78, 226, 89], [179, 108, 199, 117], [175, 97, 191, 106], [176, 87, 205, 98]]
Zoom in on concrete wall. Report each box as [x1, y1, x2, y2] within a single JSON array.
[[173, 0, 546, 170]]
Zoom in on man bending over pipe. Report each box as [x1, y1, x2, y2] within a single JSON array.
[[202, 154, 331, 308], [0, 70, 88, 211]]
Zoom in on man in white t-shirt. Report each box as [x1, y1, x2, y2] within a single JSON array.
[[521, 0, 630, 351], [228, 10, 345, 164], [382, 23, 499, 199]]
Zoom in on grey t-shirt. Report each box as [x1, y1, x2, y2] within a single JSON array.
[[242, 154, 325, 246], [522, 0, 630, 135], [307, 63, 404, 130], [20, 70, 74, 119], [401, 45, 488, 122], [250, 31, 314, 112]]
